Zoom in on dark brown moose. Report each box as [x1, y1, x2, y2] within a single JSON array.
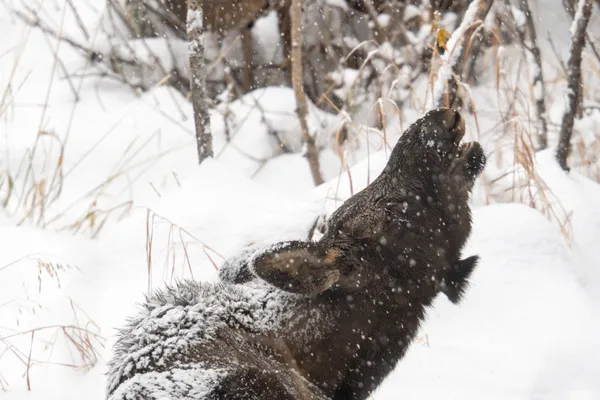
[[106, 108, 486, 400]]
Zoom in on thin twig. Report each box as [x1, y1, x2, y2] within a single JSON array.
[[290, 0, 323, 185]]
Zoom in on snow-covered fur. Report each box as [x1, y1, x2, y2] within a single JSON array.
[[107, 279, 332, 399], [107, 108, 486, 400]]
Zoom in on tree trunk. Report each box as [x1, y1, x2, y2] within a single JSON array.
[[242, 27, 254, 92], [277, 5, 292, 80], [290, 0, 324, 185], [556, 0, 593, 171], [187, 0, 213, 164], [516, 0, 548, 150]]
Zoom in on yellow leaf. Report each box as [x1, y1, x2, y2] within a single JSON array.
[[437, 29, 451, 51], [84, 211, 96, 229]]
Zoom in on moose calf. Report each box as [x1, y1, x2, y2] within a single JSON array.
[[107, 108, 486, 400]]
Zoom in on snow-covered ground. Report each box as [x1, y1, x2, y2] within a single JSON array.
[[1, 0, 600, 399]]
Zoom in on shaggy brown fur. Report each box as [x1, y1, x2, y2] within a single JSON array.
[[107, 108, 485, 400]]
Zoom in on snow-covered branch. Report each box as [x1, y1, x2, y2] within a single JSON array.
[[556, 0, 594, 171], [187, 1, 213, 163], [433, 0, 494, 109]]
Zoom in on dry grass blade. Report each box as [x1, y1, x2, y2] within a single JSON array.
[[144, 208, 226, 288], [0, 272, 105, 388]]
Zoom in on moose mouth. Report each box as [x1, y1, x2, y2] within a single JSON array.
[[456, 141, 474, 158], [445, 111, 484, 173], [441, 109, 470, 164]]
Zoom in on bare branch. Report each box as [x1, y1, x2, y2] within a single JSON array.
[[556, 0, 593, 171], [290, 0, 323, 185], [187, 0, 213, 164], [142, 0, 187, 37], [515, 0, 549, 149]]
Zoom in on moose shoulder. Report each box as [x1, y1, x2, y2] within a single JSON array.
[[107, 108, 486, 400]]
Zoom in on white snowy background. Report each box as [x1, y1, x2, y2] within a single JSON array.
[[1, 0, 600, 399]]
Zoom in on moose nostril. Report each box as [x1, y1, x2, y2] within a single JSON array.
[[449, 110, 466, 142], [450, 110, 461, 130]]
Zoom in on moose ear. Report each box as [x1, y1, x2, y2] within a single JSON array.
[[251, 241, 342, 295]]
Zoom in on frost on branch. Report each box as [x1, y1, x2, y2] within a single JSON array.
[[433, 0, 494, 110], [556, 0, 594, 172], [187, 2, 213, 164]]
